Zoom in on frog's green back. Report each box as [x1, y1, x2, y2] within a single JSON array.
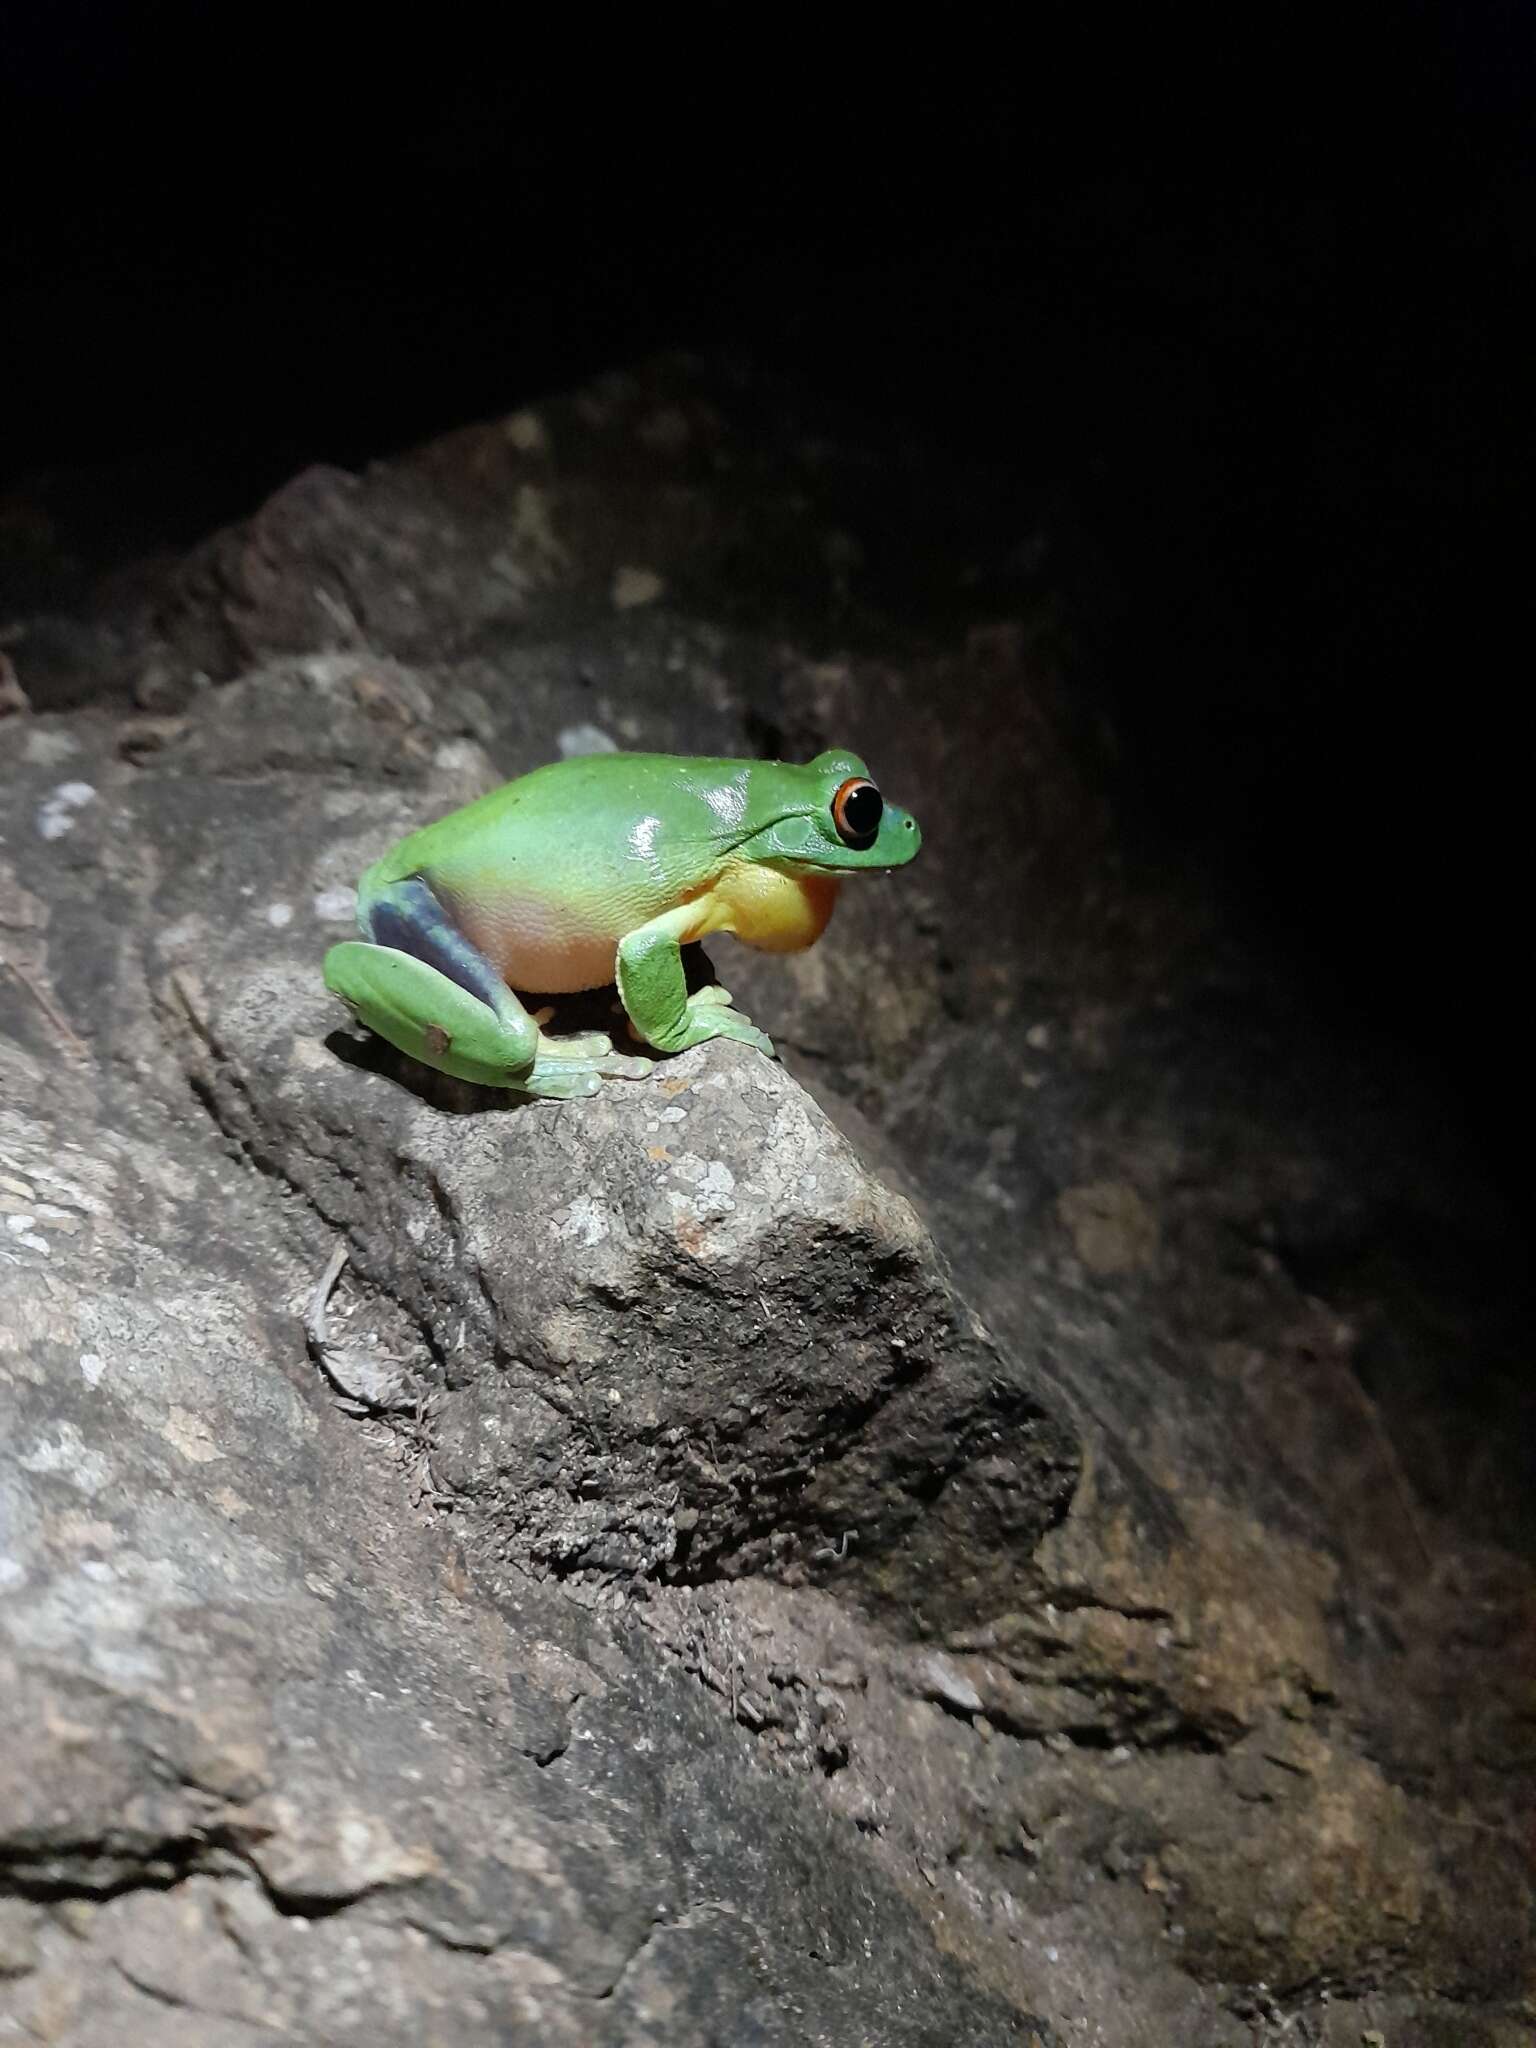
[[372, 752, 828, 903]]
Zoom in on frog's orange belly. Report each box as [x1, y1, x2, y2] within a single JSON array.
[[448, 893, 623, 995], [441, 867, 839, 995]]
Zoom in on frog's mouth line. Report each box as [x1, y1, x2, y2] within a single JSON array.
[[774, 857, 908, 878]]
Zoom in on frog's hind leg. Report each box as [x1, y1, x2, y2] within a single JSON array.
[[358, 876, 516, 1013], [325, 875, 649, 1095]]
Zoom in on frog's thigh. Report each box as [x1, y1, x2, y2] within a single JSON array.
[[324, 932, 540, 1082], [332, 876, 532, 1076], [361, 874, 614, 1058], [357, 875, 520, 1018]]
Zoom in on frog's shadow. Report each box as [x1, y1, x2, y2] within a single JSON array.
[[323, 948, 717, 1116], [323, 1026, 516, 1116]]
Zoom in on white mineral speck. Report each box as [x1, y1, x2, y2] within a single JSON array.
[[919, 1654, 983, 1714], [557, 1194, 612, 1248], [313, 885, 357, 923], [36, 781, 96, 841], [504, 409, 549, 453], [264, 902, 294, 928], [79, 1353, 107, 1387], [18, 1421, 112, 1496], [611, 565, 665, 610], [5, 1214, 48, 1255], [558, 723, 619, 758]]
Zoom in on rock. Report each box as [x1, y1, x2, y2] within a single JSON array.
[[2, 354, 1531, 2045], [166, 952, 1076, 1602], [1, 930, 1039, 2048]]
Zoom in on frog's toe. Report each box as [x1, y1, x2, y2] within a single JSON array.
[[721, 1015, 776, 1058], [696, 1001, 775, 1058], [535, 1027, 615, 1061], [594, 1050, 654, 1081], [691, 983, 735, 1009], [519, 1067, 605, 1100], [521, 1046, 653, 1098]]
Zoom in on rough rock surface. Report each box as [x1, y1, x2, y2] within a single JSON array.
[[0, 851, 1040, 2046], [2, 359, 1532, 2045]]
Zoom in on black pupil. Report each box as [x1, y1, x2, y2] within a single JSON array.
[[840, 782, 882, 841]]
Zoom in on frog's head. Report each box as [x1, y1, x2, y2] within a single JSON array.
[[736, 750, 921, 873]]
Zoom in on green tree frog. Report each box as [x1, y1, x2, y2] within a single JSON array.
[[323, 749, 921, 1097]]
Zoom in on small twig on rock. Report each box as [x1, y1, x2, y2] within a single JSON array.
[[1, 957, 90, 1061], [303, 1239, 416, 1414], [304, 1240, 351, 1355], [1338, 1355, 1436, 1571]]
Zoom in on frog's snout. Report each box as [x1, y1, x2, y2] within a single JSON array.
[[864, 805, 920, 871]]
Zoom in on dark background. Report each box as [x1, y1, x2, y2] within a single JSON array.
[[2, 10, 1528, 1194]]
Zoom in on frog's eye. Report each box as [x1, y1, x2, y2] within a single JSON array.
[[831, 777, 883, 848]]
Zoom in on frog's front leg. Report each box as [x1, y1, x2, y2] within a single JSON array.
[[615, 903, 775, 1059], [324, 876, 650, 1096]]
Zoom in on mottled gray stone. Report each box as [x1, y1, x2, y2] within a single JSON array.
[[1, 1028, 1042, 2045], [3, 356, 1530, 2047]]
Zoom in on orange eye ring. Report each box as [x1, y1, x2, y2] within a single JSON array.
[[831, 776, 883, 848]]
